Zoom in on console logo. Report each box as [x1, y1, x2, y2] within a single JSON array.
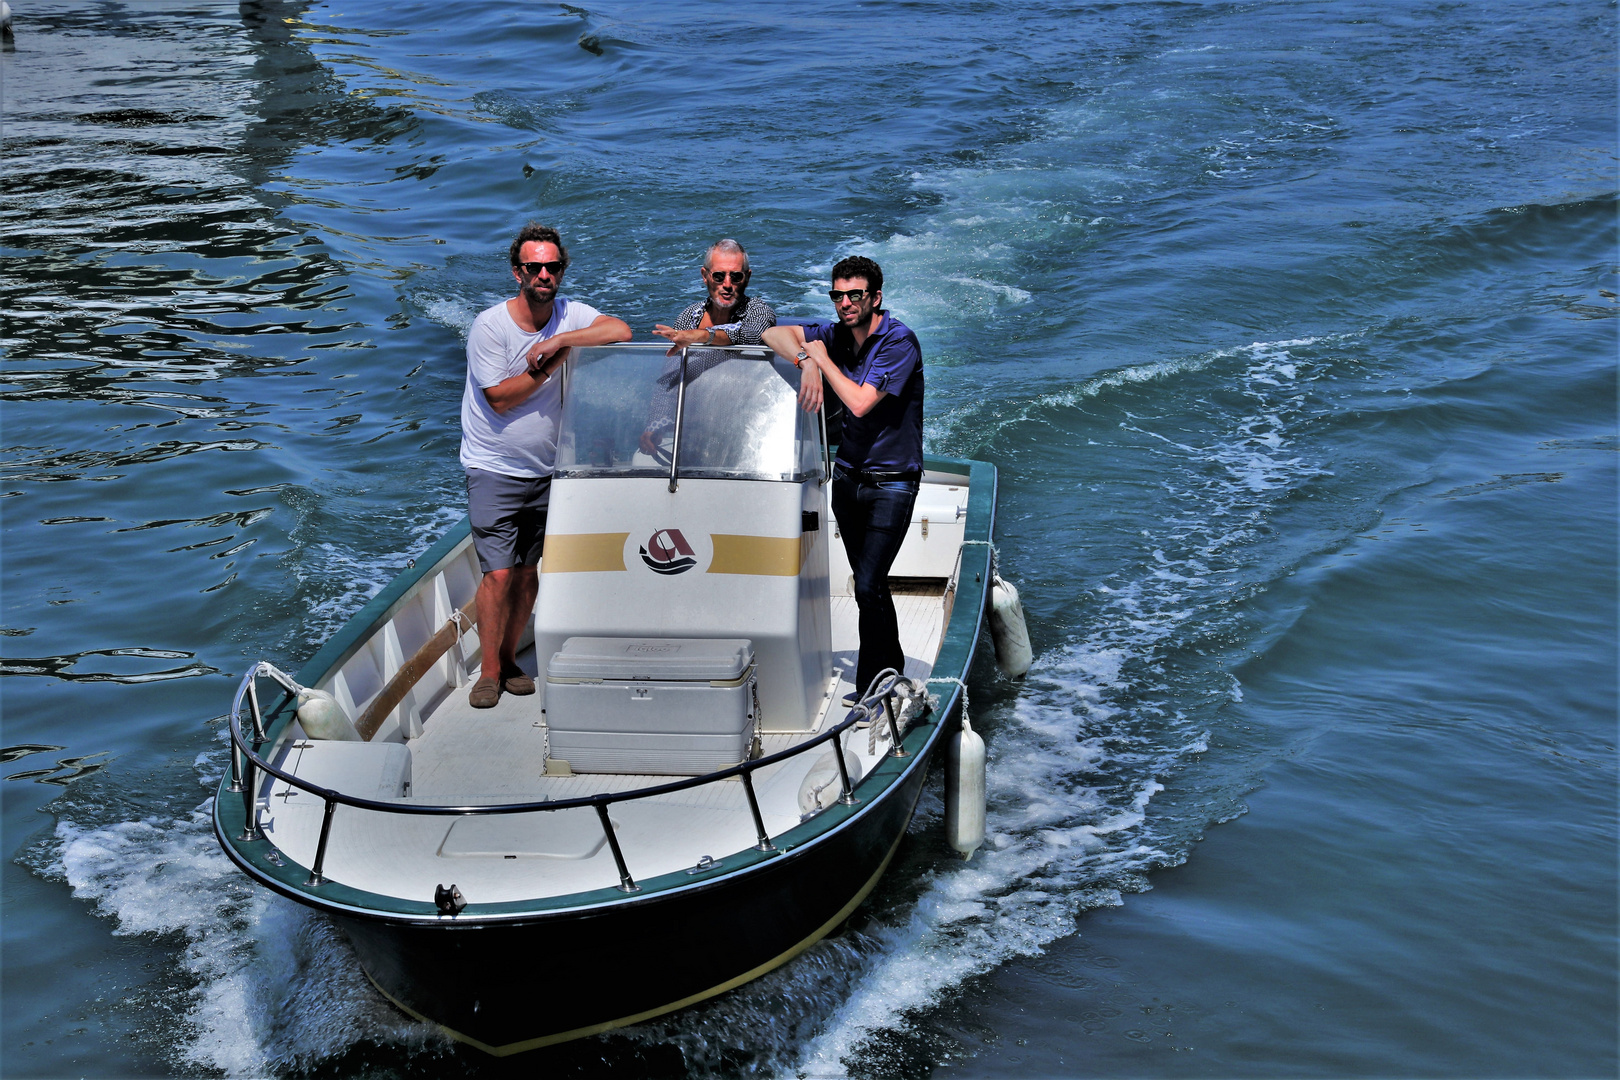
[[639, 528, 697, 575]]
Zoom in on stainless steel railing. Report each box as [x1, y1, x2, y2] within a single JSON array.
[[225, 663, 924, 897]]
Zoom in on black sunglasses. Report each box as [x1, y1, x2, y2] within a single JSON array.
[[707, 270, 747, 284], [828, 288, 868, 303], [519, 260, 565, 277]]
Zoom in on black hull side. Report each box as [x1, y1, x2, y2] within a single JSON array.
[[333, 736, 937, 1054]]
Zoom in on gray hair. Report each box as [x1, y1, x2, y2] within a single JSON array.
[[702, 238, 750, 273]]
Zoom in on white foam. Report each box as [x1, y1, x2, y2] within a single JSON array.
[[38, 774, 444, 1076], [290, 500, 464, 647], [778, 332, 1349, 1072], [418, 293, 489, 338], [778, 648, 1194, 1071], [794, 781, 1155, 1074]]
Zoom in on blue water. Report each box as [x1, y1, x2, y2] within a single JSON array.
[[2, 2, 1615, 1077]]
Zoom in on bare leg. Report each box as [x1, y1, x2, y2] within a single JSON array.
[[501, 564, 538, 675], [475, 564, 538, 682]]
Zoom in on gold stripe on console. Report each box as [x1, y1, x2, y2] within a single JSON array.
[[540, 533, 629, 573], [707, 534, 800, 576]]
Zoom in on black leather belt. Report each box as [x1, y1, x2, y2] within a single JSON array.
[[836, 466, 921, 484]]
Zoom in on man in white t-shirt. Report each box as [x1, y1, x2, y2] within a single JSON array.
[[460, 223, 631, 708]]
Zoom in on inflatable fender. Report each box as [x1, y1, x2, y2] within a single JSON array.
[[296, 687, 361, 741], [989, 573, 1032, 678], [798, 745, 863, 817], [944, 713, 986, 859]]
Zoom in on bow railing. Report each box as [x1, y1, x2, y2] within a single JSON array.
[[225, 663, 929, 897]]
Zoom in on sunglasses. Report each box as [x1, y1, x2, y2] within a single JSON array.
[[519, 260, 565, 277], [828, 289, 869, 303], [706, 270, 747, 284]]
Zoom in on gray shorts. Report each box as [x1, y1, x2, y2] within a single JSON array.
[[465, 467, 550, 572]]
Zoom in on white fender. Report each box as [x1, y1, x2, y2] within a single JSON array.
[[296, 687, 361, 741], [989, 573, 1032, 678], [798, 745, 863, 817], [944, 713, 986, 859]]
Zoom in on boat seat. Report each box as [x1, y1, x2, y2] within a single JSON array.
[[282, 739, 412, 800]]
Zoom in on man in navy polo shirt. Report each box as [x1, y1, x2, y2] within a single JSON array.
[[764, 256, 924, 703]]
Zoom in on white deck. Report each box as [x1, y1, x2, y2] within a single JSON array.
[[257, 589, 949, 905]]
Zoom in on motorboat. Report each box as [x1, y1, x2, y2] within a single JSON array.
[[212, 342, 998, 1055]]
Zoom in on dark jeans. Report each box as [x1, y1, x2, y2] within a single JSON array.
[[831, 473, 919, 695]]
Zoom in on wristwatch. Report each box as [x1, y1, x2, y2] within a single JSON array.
[[705, 326, 716, 345], [794, 348, 810, 368]]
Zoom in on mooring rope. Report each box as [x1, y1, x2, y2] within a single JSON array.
[[447, 609, 472, 687], [925, 675, 972, 733]]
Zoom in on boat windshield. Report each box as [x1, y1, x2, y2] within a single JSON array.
[[555, 344, 824, 482]]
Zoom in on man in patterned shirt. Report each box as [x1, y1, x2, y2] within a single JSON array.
[[652, 238, 776, 348], [642, 239, 777, 456]]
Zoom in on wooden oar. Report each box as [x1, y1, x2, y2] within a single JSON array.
[[356, 597, 479, 741]]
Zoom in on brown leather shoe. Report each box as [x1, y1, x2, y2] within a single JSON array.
[[468, 676, 501, 709], [501, 670, 536, 695]]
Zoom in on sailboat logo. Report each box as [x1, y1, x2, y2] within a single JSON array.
[[639, 528, 698, 576]]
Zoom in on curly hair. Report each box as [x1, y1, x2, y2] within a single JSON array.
[[509, 223, 570, 271], [830, 255, 882, 295]]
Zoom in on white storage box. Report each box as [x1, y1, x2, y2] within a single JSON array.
[[545, 637, 756, 775], [830, 479, 968, 589]]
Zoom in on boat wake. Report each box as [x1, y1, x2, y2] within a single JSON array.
[[753, 142, 1360, 1080], [602, 331, 1352, 1077], [13, 324, 1359, 1080], [12, 188, 1380, 1080], [18, 742, 444, 1077], [281, 500, 467, 653]]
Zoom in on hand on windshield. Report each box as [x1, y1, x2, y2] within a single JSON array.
[[652, 323, 707, 355]]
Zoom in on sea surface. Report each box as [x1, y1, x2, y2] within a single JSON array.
[[1, 2, 1615, 1077]]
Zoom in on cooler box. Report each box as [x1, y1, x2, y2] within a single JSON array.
[[545, 637, 756, 775]]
